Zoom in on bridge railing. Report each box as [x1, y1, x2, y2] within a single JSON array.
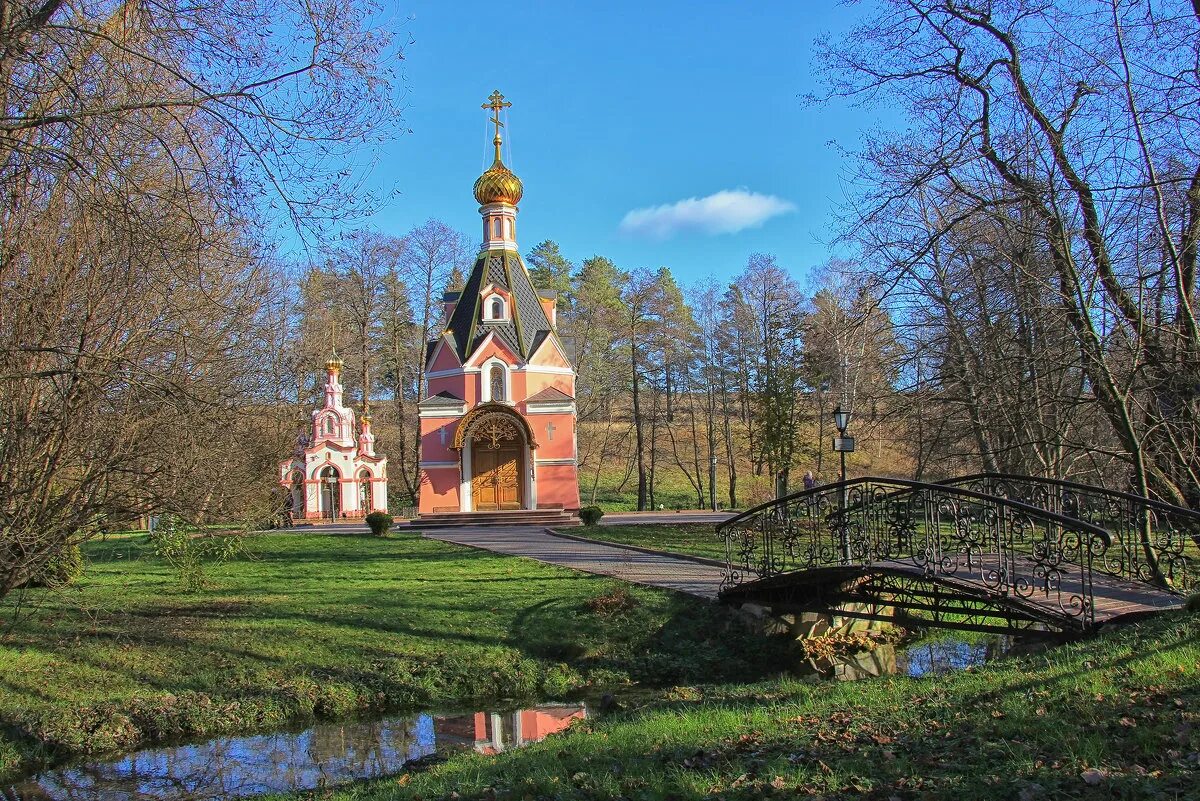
[[717, 477, 1112, 627], [939, 474, 1200, 592]]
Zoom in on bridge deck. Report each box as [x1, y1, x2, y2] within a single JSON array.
[[724, 553, 1183, 629]]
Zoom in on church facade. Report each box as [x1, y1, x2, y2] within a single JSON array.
[[417, 91, 580, 515], [280, 355, 389, 519]]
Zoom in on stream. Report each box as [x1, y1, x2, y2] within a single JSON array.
[[5, 703, 587, 801], [5, 634, 1050, 800]]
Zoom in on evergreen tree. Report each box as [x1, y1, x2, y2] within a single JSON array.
[[525, 240, 575, 310]]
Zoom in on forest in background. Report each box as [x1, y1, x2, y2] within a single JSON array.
[[5, 0, 1199, 598], [285, 230, 911, 512]]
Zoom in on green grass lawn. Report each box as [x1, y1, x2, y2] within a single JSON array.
[[0, 532, 791, 778], [577, 524, 727, 562], [274, 610, 1200, 801]]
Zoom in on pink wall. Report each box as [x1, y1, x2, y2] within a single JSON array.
[[420, 466, 461, 514], [535, 463, 580, 510]]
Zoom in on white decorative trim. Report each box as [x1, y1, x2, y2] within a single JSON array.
[[418, 406, 466, 419], [534, 457, 577, 465], [427, 363, 574, 379], [529, 334, 573, 370], [521, 364, 575, 376], [419, 461, 459, 469], [525, 402, 576, 414], [426, 368, 481, 378], [426, 336, 462, 371], [463, 331, 520, 368]]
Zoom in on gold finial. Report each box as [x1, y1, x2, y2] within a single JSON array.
[[482, 89, 512, 162], [325, 320, 343, 372]]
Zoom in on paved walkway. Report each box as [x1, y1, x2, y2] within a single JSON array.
[[422, 526, 726, 599]]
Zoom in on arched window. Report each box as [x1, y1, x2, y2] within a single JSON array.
[[492, 218, 502, 238], [489, 364, 505, 402], [319, 466, 340, 519], [323, 416, 335, 436], [491, 298, 503, 319]]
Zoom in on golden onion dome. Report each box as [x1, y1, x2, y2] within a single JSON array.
[[325, 354, 343, 372], [473, 153, 523, 206]]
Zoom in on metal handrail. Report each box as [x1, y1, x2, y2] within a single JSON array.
[[717, 476, 1118, 630], [939, 472, 1200, 525], [938, 473, 1199, 592], [717, 476, 1112, 546]]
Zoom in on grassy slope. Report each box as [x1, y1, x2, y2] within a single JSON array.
[[578, 524, 725, 562], [0, 532, 790, 777], [577, 417, 917, 512], [283, 611, 1200, 801]]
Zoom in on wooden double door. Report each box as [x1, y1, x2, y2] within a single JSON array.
[[472, 443, 523, 511]]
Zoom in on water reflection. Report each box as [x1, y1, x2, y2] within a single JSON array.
[[5, 704, 586, 801], [801, 634, 1041, 681]]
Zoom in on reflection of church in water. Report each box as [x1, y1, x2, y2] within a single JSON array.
[[279, 353, 389, 520], [440, 705, 587, 754], [418, 91, 580, 515]]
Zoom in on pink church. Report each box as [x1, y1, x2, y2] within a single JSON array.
[[417, 91, 580, 515], [280, 354, 389, 519]]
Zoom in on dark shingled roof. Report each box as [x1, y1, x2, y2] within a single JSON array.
[[439, 250, 564, 365], [418, 390, 465, 407], [525, 386, 574, 404]]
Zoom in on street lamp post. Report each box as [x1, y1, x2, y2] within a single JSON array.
[[832, 405, 855, 563], [709, 453, 718, 511]]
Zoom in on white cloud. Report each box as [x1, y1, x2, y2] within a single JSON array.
[[618, 189, 796, 240]]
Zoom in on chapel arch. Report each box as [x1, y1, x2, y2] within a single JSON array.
[[453, 404, 538, 513], [319, 465, 341, 519], [358, 467, 373, 512]]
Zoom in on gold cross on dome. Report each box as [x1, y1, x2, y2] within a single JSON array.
[[482, 90, 512, 139]]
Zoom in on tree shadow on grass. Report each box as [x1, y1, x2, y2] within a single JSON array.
[[509, 590, 797, 688]]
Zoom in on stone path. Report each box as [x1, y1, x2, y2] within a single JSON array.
[[422, 526, 726, 599]]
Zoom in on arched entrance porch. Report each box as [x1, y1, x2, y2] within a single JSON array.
[[319, 465, 341, 519], [453, 403, 539, 512]]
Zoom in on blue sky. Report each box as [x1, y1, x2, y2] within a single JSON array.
[[346, 1, 885, 288]]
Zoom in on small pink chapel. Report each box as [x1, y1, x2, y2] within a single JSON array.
[[279, 354, 389, 519], [416, 91, 580, 515]]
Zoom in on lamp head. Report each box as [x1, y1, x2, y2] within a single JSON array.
[[833, 405, 852, 433]]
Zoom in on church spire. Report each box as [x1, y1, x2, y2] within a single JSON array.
[[473, 90, 523, 251]]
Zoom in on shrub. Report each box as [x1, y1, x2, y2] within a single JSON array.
[[586, 587, 638, 617], [365, 511, 393, 537], [1186, 593, 1200, 613], [26, 543, 84, 588], [578, 506, 604, 526]]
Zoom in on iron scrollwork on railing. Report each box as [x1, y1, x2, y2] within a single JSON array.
[[939, 474, 1200, 593], [717, 478, 1112, 627]]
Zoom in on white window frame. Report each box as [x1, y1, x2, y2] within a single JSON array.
[[483, 293, 510, 321], [481, 358, 512, 403]]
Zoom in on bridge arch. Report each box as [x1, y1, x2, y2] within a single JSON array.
[[716, 477, 1183, 633]]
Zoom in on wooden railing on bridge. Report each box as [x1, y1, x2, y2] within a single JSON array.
[[717, 478, 1121, 631]]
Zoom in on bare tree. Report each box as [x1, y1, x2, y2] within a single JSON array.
[[400, 219, 472, 494], [0, 0, 403, 603], [821, 1, 1200, 513]]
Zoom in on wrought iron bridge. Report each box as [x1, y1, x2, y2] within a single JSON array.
[[717, 476, 1198, 634]]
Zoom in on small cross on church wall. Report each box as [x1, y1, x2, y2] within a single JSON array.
[[546, 421, 556, 441]]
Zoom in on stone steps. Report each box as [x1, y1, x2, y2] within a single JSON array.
[[408, 509, 580, 529]]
